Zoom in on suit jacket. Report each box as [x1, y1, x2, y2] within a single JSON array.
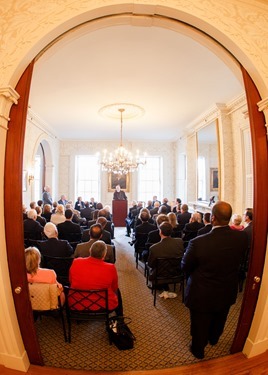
[[69, 257, 118, 310], [183, 221, 204, 241], [135, 222, 157, 252], [38, 237, 73, 257], [146, 229, 161, 249], [113, 190, 127, 200], [74, 239, 115, 263], [42, 191, 53, 205], [197, 223, 212, 236], [148, 237, 184, 269], [80, 206, 94, 220], [57, 220, 82, 241], [177, 211, 191, 228], [36, 215, 47, 227], [74, 200, 85, 211], [181, 226, 248, 312], [24, 219, 43, 239]]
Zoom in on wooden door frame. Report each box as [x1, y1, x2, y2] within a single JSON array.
[[4, 66, 268, 365]]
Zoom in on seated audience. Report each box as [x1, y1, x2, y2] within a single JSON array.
[[230, 214, 244, 231], [65, 203, 86, 226], [177, 204, 192, 229], [41, 204, 52, 222], [69, 240, 123, 314], [146, 200, 153, 211], [147, 222, 184, 286], [149, 201, 160, 217], [51, 204, 66, 225], [103, 205, 112, 221], [152, 196, 161, 207], [96, 217, 112, 244], [38, 222, 73, 257], [74, 196, 85, 212], [25, 246, 65, 304], [167, 212, 182, 237], [30, 201, 37, 209], [35, 206, 46, 227], [24, 209, 44, 240], [98, 209, 114, 238], [37, 200, 43, 209], [197, 212, 212, 236], [57, 209, 82, 242], [182, 212, 204, 242]]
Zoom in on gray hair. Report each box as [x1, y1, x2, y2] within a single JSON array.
[[90, 240, 107, 259]]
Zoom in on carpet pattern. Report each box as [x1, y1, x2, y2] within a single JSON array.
[[35, 227, 243, 371]]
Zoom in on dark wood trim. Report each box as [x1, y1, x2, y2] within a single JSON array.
[[230, 67, 268, 353], [4, 61, 43, 365]]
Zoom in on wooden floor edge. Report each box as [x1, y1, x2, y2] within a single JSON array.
[[1, 351, 268, 375]]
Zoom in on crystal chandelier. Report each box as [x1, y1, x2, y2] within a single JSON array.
[[100, 108, 146, 175]]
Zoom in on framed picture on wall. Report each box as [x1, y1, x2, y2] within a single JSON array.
[[210, 168, 219, 191], [108, 173, 130, 192], [23, 170, 27, 192]]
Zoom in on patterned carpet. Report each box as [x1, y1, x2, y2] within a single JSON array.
[[35, 227, 243, 371]]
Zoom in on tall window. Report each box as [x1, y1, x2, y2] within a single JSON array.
[[197, 156, 206, 200], [75, 155, 100, 201], [137, 156, 162, 203]]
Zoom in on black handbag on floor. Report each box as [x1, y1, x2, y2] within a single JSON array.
[[108, 316, 136, 350]]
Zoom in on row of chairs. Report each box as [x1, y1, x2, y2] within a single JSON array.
[[29, 283, 110, 343]]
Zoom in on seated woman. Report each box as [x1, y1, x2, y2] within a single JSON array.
[[230, 213, 244, 231], [51, 204, 66, 225], [167, 212, 182, 238], [25, 246, 65, 304]]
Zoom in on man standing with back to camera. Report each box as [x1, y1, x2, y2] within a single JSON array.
[[181, 201, 248, 359]]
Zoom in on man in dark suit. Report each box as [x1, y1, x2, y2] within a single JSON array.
[[24, 209, 44, 240], [134, 210, 156, 258], [197, 212, 212, 236], [142, 214, 169, 261], [113, 184, 127, 200], [38, 222, 73, 257], [57, 209, 82, 242], [147, 222, 184, 281], [181, 201, 248, 359], [161, 197, 171, 213], [176, 204, 191, 229], [80, 201, 95, 220]]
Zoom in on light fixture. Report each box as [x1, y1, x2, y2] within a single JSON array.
[[100, 106, 146, 175], [28, 174, 34, 185]]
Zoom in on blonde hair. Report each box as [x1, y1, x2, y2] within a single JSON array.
[[56, 204, 65, 215], [232, 214, 242, 226], [167, 212, 178, 228], [25, 247, 41, 275]]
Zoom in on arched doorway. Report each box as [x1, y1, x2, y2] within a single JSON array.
[[2, 2, 267, 372]]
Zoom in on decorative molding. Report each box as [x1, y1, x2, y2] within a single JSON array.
[[257, 97, 268, 136], [27, 107, 58, 140], [0, 86, 20, 130]]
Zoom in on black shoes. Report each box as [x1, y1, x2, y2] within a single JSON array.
[[189, 345, 204, 359], [125, 233, 130, 237], [209, 338, 219, 346]]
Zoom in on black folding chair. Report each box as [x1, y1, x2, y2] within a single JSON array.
[[64, 287, 110, 343], [147, 257, 184, 306]]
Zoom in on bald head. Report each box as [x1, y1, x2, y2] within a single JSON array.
[[211, 201, 232, 226]]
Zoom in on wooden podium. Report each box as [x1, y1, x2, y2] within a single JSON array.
[[112, 200, 128, 227]]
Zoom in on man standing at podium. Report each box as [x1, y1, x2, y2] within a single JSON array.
[[113, 184, 127, 200]]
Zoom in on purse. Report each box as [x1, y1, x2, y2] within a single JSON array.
[[108, 316, 136, 350]]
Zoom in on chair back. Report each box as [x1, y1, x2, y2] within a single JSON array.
[[28, 282, 59, 310], [65, 287, 108, 315], [155, 257, 183, 285], [42, 255, 74, 285]]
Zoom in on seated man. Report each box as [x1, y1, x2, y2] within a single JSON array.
[[147, 222, 184, 285], [57, 209, 82, 242], [134, 210, 156, 259], [24, 209, 44, 241], [69, 240, 123, 315], [38, 222, 73, 257], [75, 223, 115, 263]]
